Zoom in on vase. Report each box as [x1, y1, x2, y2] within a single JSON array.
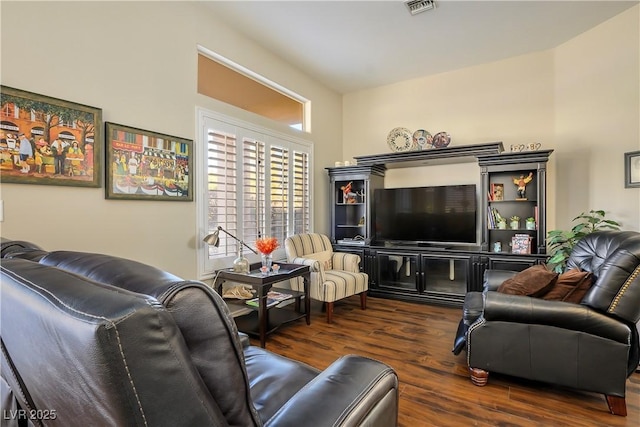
[[261, 253, 273, 271], [510, 220, 519, 230], [526, 221, 536, 230]]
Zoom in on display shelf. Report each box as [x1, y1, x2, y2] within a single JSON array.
[[326, 165, 385, 244], [479, 150, 553, 255]]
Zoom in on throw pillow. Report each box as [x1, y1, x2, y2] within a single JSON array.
[[542, 268, 593, 303], [497, 264, 558, 297]]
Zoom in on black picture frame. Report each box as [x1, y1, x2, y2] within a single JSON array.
[[624, 151, 640, 188], [105, 122, 193, 201], [0, 85, 102, 187]]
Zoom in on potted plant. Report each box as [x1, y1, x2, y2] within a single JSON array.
[[547, 210, 620, 273], [509, 216, 520, 230], [525, 217, 536, 230]]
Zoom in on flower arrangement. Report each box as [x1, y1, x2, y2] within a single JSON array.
[[255, 237, 279, 255]]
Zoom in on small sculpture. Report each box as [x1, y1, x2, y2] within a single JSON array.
[[513, 172, 533, 199], [341, 181, 357, 203]]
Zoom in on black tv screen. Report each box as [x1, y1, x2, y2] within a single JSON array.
[[373, 185, 477, 244]]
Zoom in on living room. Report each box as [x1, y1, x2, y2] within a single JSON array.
[[1, 1, 639, 425]]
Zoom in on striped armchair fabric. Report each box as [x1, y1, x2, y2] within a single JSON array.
[[284, 233, 368, 323]]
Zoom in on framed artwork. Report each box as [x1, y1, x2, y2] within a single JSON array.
[[105, 122, 193, 201], [0, 86, 102, 187], [625, 150, 640, 188]]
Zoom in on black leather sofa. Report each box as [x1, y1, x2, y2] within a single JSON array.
[[452, 231, 640, 416], [1, 241, 399, 426]]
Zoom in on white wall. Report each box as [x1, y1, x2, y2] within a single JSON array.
[[0, 1, 342, 278], [343, 5, 640, 233]]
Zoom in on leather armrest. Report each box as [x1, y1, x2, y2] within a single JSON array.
[[482, 291, 632, 343], [483, 269, 518, 292], [264, 355, 398, 427]]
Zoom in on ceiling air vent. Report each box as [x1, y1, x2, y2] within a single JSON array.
[[405, 0, 436, 16]]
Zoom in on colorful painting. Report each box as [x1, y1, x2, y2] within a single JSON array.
[[105, 122, 193, 201], [0, 86, 102, 187]]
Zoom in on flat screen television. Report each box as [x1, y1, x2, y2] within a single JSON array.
[[373, 184, 477, 245]]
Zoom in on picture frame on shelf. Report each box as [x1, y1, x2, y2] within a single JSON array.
[[0, 85, 102, 187], [624, 150, 640, 188], [491, 183, 504, 201], [105, 122, 193, 201]]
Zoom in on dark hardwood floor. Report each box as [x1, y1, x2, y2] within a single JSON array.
[[248, 296, 640, 426]]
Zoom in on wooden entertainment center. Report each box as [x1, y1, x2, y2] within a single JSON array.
[[326, 142, 553, 307]]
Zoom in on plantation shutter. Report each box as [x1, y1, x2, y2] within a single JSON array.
[[269, 145, 289, 243], [293, 150, 310, 234], [243, 138, 266, 246], [198, 110, 313, 275], [206, 129, 238, 257]]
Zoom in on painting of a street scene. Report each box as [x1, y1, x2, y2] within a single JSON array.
[[0, 86, 101, 187], [105, 122, 192, 201]]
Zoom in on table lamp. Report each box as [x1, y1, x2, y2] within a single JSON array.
[[203, 226, 257, 274]]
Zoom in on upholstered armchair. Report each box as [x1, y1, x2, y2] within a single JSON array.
[[285, 233, 368, 323], [453, 231, 640, 416]]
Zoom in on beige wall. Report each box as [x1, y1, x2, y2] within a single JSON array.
[[343, 5, 640, 233], [554, 5, 640, 230], [2, 2, 638, 279], [0, 1, 342, 278]]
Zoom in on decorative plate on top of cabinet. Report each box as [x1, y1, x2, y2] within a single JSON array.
[[413, 129, 433, 150], [432, 131, 451, 148], [387, 127, 415, 152]]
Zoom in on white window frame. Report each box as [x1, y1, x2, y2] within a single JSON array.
[[197, 45, 311, 132], [196, 108, 313, 279]]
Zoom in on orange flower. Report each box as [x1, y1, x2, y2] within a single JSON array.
[[255, 237, 279, 255]]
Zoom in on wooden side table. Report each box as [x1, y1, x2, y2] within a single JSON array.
[[213, 262, 311, 348]]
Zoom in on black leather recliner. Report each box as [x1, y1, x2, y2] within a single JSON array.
[[1, 244, 399, 426], [452, 231, 640, 416]]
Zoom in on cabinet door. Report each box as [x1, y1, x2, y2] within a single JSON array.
[[375, 251, 419, 294], [420, 256, 468, 297]]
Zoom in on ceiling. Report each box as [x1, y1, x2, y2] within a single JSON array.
[[204, 0, 638, 94]]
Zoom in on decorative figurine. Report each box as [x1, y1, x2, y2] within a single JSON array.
[[341, 181, 357, 203], [513, 172, 534, 200]]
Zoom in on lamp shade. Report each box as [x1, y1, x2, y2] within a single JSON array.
[[203, 229, 220, 247]]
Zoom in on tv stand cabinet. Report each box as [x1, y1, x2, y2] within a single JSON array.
[[328, 142, 551, 307], [361, 244, 546, 306]]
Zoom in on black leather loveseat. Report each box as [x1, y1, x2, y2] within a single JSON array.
[[1, 241, 399, 426]]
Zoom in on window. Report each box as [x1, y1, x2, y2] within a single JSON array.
[[197, 109, 313, 277], [197, 46, 310, 131]]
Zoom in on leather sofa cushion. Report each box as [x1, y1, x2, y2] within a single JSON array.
[[244, 346, 319, 422], [497, 264, 558, 297], [542, 268, 593, 303]]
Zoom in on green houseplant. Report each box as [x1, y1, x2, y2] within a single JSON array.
[[547, 210, 621, 273]]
